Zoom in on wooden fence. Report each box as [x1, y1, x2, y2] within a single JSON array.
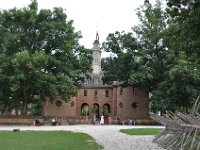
[[150, 96, 200, 150]]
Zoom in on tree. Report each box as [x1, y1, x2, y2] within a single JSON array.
[[130, 0, 168, 91], [102, 0, 200, 113], [102, 31, 140, 84], [0, 0, 92, 115], [151, 0, 200, 112], [0, 55, 15, 114], [102, 0, 168, 90], [133, 0, 200, 112], [166, 0, 200, 60], [151, 55, 200, 113]]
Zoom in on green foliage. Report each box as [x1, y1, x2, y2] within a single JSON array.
[[102, 0, 200, 113], [93, 105, 98, 114], [103, 105, 109, 115], [28, 103, 42, 116], [0, 131, 101, 150], [0, 0, 92, 115], [101, 32, 139, 84], [82, 104, 89, 116]]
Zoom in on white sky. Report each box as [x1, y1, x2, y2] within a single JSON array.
[[0, 0, 152, 57]]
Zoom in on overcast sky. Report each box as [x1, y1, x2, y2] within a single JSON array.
[[0, 0, 152, 57]]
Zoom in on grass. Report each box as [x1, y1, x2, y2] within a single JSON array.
[[0, 131, 102, 150], [120, 128, 162, 135]]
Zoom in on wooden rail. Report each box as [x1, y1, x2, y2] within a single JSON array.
[[150, 96, 200, 150]]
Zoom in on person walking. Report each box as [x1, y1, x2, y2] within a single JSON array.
[[44, 113, 48, 124], [93, 114, 96, 124], [100, 114, 104, 125]]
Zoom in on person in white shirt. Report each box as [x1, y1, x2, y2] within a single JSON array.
[[100, 114, 104, 125]]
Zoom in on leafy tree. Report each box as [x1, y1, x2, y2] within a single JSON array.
[[102, 31, 139, 84], [166, 0, 200, 59], [0, 0, 92, 115], [0, 55, 16, 114], [130, 0, 168, 91], [102, 0, 200, 113], [102, 1, 167, 90], [133, 0, 200, 112]]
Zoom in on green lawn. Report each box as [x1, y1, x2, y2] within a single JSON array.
[[120, 128, 162, 135], [0, 131, 102, 150]]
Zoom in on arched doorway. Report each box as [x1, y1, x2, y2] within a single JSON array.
[[103, 104, 111, 115], [81, 103, 89, 116], [103, 104, 111, 124], [93, 103, 99, 118]]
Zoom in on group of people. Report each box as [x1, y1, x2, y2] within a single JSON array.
[[128, 119, 135, 126], [35, 113, 134, 126], [44, 113, 61, 125], [93, 114, 105, 125], [33, 113, 61, 126]]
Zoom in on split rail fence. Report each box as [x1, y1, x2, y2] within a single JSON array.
[[150, 96, 200, 150]]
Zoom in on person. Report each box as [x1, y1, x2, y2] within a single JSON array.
[[128, 119, 133, 126], [35, 119, 41, 126], [129, 119, 135, 126], [100, 114, 104, 125], [52, 117, 56, 126], [93, 114, 96, 124], [132, 119, 135, 125], [44, 113, 48, 124]]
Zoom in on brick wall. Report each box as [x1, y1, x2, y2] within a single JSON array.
[[116, 86, 148, 119], [43, 85, 149, 123], [43, 96, 77, 117], [78, 87, 113, 116]]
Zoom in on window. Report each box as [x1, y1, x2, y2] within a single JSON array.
[[105, 90, 109, 97], [132, 102, 138, 109], [84, 90, 87, 97], [94, 90, 98, 97], [120, 88, 123, 95], [55, 100, 62, 107]]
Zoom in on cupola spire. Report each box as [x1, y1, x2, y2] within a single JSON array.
[[96, 31, 99, 41], [93, 31, 99, 44]]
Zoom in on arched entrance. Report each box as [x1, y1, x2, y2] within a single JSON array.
[[81, 103, 89, 116], [93, 103, 99, 118], [103, 103, 111, 115], [103, 104, 111, 124]]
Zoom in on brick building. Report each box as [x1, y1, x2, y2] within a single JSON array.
[[43, 33, 149, 124]]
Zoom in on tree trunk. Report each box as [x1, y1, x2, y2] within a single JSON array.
[[21, 86, 28, 115], [21, 100, 28, 115]]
